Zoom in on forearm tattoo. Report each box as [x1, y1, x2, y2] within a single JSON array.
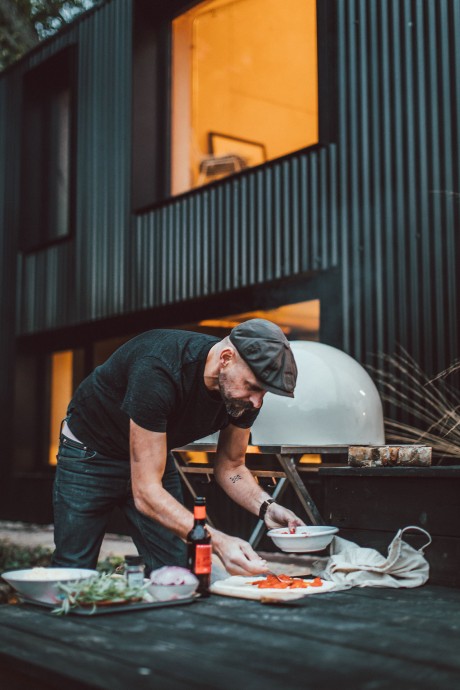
[[230, 474, 242, 484]]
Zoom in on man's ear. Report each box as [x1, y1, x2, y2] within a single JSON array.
[[220, 346, 236, 367]]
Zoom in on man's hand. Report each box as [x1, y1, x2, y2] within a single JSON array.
[[264, 503, 305, 533], [211, 531, 269, 576]]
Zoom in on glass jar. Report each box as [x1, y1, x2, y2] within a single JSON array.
[[124, 554, 145, 587]]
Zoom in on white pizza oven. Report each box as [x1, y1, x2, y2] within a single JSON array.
[[198, 341, 385, 447], [250, 341, 385, 446]]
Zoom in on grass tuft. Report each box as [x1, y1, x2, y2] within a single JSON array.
[[369, 347, 460, 461]]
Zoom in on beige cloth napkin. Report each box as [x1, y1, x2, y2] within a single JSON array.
[[308, 526, 432, 588]]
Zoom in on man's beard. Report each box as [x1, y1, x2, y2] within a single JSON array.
[[218, 372, 254, 418], [224, 399, 253, 418]]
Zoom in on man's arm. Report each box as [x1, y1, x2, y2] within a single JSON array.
[[130, 420, 195, 538], [129, 419, 268, 575], [214, 424, 305, 531]]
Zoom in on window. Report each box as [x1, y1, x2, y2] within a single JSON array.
[[172, 0, 318, 195], [196, 300, 320, 341], [20, 47, 76, 251], [49, 351, 74, 465]]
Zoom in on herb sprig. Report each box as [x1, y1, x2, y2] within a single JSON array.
[[52, 573, 151, 615]]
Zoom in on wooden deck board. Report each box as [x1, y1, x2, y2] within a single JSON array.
[[0, 585, 459, 689]]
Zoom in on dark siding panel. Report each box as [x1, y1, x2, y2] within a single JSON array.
[[74, 0, 132, 323], [131, 145, 338, 310], [0, 79, 17, 482], [3, 0, 457, 388], [17, 0, 132, 333], [336, 0, 459, 373]]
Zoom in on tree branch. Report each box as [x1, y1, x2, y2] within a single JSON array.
[[0, 0, 39, 51]]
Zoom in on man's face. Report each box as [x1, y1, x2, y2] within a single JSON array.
[[218, 361, 266, 418]]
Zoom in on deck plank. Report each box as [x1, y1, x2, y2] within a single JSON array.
[[0, 585, 459, 689]]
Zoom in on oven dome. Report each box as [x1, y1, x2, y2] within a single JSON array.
[[250, 341, 385, 446]]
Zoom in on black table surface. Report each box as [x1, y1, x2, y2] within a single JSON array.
[[1, 585, 460, 690]]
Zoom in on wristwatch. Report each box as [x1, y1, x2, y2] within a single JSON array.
[[259, 498, 276, 521]]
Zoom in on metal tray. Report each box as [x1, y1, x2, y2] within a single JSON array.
[[19, 595, 197, 616]]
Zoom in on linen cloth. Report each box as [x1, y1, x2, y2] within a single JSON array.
[[308, 526, 432, 588]]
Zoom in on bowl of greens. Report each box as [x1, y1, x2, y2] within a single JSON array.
[[2, 567, 98, 605], [52, 572, 151, 614]]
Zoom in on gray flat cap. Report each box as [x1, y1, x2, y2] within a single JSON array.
[[229, 319, 297, 397]]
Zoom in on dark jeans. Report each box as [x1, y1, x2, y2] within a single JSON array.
[[52, 434, 187, 575]]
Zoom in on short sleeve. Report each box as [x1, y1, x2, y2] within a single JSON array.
[[120, 357, 177, 432]]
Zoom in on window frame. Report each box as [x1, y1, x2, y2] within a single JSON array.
[[132, 0, 337, 212], [19, 45, 78, 253]]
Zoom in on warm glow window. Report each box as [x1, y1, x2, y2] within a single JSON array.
[[49, 351, 74, 465], [172, 0, 318, 195]]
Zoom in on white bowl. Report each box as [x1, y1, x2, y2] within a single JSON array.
[[146, 582, 198, 601], [2, 567, 98, 604], [267, 526, 339, 553]]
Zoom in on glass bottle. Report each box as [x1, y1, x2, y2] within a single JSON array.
[[187, 497, 212, 597]]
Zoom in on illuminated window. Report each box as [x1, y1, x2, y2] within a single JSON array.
[[198, 300, 320, 341], [49, 351, 74, 466], [172, 0, 318, 195]]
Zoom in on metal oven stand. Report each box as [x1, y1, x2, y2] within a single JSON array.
[[172, 444, 348, 549]]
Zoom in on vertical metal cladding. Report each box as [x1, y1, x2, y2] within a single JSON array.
[[0, 78, 16, 447], [16, 28, 80, 333], [132, 144, 339, 310], [6, 0, 458, 390], [75, 0, 132, 323], [336, 0, 459, 373], [16, 0, 132, 333]]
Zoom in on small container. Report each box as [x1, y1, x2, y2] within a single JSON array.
[[124, 555, 145, 587]]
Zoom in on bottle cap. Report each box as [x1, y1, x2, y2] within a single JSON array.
[[124, 555, 143, 565]]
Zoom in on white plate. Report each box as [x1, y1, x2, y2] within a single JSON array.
[[210, 575, 336, 600]]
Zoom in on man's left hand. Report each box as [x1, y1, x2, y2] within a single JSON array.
[[264, 503, 305, 532]]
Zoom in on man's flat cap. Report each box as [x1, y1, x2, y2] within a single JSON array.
[[229, 318, 297, 397]]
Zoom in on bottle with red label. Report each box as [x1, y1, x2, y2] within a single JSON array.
[[187, 496, 212, 597]]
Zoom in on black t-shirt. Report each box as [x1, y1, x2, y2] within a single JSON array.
[[67, 330, 260, 460]]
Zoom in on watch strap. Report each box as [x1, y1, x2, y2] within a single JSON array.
[[258, 498, 275, 520]]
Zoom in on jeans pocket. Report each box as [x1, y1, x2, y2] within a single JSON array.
[[58, 444, 97, 461]]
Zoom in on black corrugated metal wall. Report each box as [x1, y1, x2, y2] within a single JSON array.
[[131, 145, 338, 309], [0, 76, 16, 483], [0, 0, 458, 523], [0, 0, 458, 382], [336, 0, 459, 375], [129, 0, 459, 375], [16, 0, 132, 334]]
